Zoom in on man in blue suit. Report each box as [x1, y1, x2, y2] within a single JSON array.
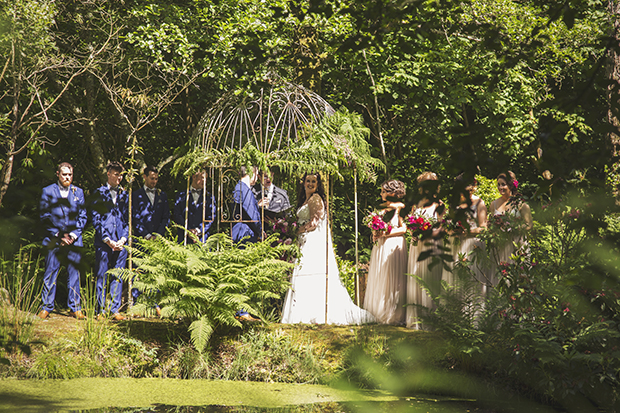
[[92, 161, 129, 321], [39, 162, 87, 320], [232, 166, 263, 244], [133, 165, 169, 240], [132, 165, 169, 312], [173, 170, 215, 244], [232, 166, 264, 321]]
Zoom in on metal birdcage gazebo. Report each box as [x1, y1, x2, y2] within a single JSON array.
[[180, 77, 370, 321], [195, 78, 335, 153]]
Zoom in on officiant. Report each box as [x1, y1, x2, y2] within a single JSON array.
[[252, 168, 291, 220]]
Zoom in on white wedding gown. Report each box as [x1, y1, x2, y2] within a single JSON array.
[[281, 202, 375, 325]]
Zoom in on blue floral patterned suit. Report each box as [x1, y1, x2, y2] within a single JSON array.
[[40, 183, 87, 313], [232, 180, 262, 244], [133, 187, 170, 238], [132, 186, 170, 300]]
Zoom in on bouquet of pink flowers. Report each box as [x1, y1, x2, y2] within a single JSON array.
[[405, 211, 436, 241], [442, 218, 465, 234], [270, 216, 298, 245], [363, 210, 393, 235]]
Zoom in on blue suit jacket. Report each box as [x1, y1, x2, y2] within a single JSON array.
[[232, 180, 262, 243], [133, 187, 170, 238], [91, 185, 129, 247], [173, 189, 215, 243], [40, 183, 87, 247]]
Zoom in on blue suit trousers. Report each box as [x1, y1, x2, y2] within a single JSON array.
[[41, 246, 82, 313], [95, 245, 127, 314]]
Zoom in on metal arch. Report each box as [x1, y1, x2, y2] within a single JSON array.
[[191, 78, 364, 311], [194, 78, 335, 153]]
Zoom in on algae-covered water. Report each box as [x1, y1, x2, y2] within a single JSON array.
[[0, 378, 494, 412]]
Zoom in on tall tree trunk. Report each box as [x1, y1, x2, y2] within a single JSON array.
[[608, 0, 620, 199], [293, 24, 323, 94], [84, 73, 107, 183], [608, 0, 620, 155], [0, 39, 18, 207], [0, 149, 15, 207]]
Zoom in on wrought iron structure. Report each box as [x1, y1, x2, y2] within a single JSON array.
[[192, 77, 338, 244], [180, 78, 365, 320], [194, 78, 335, 152]]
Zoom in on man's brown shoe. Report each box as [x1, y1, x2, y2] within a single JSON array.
[[235, 313, 260, 322], [38, 310, 49, 319], [111, 313, 126, 321], [96, 314, 106, 321], [155, 307, 162, 317], [69, 310, 86, 320]]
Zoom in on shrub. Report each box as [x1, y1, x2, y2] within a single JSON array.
[[426, 195, 620, 410], [0, 245, 42, 367], [119, 233, 298, 352], [221, 328, 324, 383]]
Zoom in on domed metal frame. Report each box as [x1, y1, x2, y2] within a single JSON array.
[[179, 78, 363, 314], [195, 78, 335, 153]]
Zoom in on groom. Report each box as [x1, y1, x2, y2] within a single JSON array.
[[232, 166, 263, 245], [232, 166, 263, 322]]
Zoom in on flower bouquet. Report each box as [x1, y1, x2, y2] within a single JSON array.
[[441, 217, 465, 235], [363, 210, 393, 237], [268, 215, 298, 246], [265, 214, 300, 263], [405, 211, 436, 242], [479, 212, 525, 256]]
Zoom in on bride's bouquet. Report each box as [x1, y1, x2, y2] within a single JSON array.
[[405, 211, 436, 242], [363, 210, 393, 235]]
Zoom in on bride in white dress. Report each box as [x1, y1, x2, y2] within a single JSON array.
[[281, 173, 374, 325]]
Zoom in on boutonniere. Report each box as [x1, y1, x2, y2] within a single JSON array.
[[71, 186, 76, 194], [157, 188, 161, 196]]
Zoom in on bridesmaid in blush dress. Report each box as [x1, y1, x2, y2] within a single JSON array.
[[443, 174, 489, 304], [487, 171, 533, 289], [363, 180, 408, 325], [446, 174, 488, 294], [407, 172, 444, 330]]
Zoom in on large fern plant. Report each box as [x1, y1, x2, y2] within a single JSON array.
[[116, 233, 297, 352]]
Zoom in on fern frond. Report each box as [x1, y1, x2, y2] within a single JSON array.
[[189, 316, 215, 353]]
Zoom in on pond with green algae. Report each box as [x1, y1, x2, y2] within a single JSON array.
[[0, 378, 553, 413]]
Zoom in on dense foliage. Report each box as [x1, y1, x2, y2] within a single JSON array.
[[416, 190, 620, 410], [1, 0, 619, 410]]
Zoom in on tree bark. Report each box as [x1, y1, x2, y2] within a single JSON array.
[[608, 1, 620, 199], [84, 73, 108, 183], [608, 1, 620, 153], [0, 151, 15, 207], [293, 24, 323, 94]]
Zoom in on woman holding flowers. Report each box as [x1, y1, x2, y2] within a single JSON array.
[[363, 180, 408, 325], [447, 175, 488, 290], [406, 172, 444, 329], [281, 173, 373, 325], [487, 171, 533, 288]]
